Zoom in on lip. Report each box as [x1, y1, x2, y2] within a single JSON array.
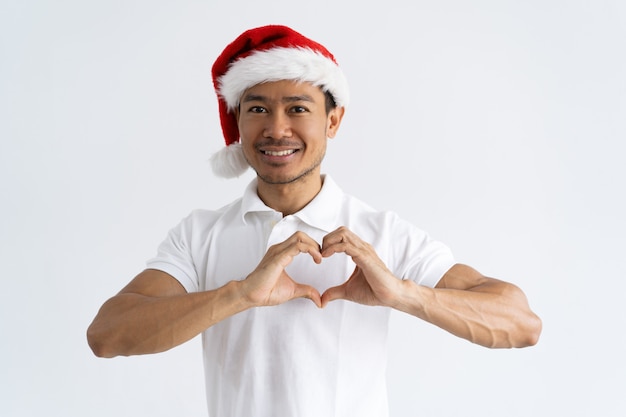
[[258, 148, 299, 163], [261, 149, 297, 156]]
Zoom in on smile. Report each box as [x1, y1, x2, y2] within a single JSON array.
[[262, 149, 297, 156]]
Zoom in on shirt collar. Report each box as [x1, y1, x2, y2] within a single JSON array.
[[240, 177, 274, 222], [240, 174, 343, 233], [293, 174, 342, 233]]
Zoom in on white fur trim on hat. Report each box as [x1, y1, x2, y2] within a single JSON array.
[[210, 142, 249, 178], [217, 47, 349, 111]]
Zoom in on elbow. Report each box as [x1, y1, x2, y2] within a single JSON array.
[[504, 286, 543, 348], [512, 312, 542, 348], [486, 310, 542, 349], [86, 323, 119, 359], [523, 313, 543, 347]]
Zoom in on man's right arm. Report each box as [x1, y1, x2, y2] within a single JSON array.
[[86, 231, 323, 358], [86, 269, 250, 358]]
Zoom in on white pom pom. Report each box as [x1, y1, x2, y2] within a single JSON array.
[[210, 143, 249, 178]]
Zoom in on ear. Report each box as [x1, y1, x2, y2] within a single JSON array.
[[326, 106, 345, 139]]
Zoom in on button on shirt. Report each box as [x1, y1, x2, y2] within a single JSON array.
[[147, 175, 455, 417]]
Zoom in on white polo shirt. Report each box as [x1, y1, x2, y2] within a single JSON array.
[[147, 175, 455, 417]]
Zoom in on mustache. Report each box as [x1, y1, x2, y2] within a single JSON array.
[[254, 139, 302, 149]]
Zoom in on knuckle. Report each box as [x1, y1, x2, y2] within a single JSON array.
[[336, 226, 349, 234], [292, 231, 307, 241]]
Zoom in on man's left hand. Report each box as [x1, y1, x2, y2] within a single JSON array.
[[320, 226, 401, 308]]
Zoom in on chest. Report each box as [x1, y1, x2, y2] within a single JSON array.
[[197, 213, 356, 292]]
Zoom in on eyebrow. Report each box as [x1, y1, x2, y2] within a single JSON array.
[[241, 94, 315, 104]]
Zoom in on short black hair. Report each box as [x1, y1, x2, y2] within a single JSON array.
[[324, 90, 337, 114]]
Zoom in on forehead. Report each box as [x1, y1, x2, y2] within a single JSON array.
[[241, 80, 325, 102]]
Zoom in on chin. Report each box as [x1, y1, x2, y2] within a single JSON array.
[[256, 167, 318, 185]]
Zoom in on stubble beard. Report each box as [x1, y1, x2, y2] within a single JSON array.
[[244, 149, 326, 186]]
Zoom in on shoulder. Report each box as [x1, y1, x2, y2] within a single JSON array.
[[325, 176, 434, 241], [172, 198, 244, 236], [340, 192, 410, 232]]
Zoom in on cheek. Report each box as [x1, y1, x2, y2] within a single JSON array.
[[238, 118, 259, 142], [301, 118, 328, 137]]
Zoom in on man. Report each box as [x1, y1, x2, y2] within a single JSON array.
[[87, 25, 541, 417]]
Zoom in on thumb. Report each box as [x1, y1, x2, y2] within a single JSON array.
[[321, 283, 348, 308], [293, 283, 322, 308]]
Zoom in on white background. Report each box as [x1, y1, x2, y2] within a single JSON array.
[[1, 0, 625, 416]]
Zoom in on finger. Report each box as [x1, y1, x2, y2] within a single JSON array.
[[321, 226, 351, 246], [321, 227, 359, 257], [291, 240, 322, 264], [322, 239, 368, 259], [271, 238, 321, 268], [288, 232, 323, 263], [321, 283, 348, 307], [320, 236, 349, 258]]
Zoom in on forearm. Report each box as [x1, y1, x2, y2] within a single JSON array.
[[87, 280, 249, 358], [392, 279, 542, 348]]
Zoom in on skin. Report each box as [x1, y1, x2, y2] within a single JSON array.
[[87, 80, 541, 358]]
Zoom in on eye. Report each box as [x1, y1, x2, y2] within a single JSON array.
[[289, 106, 308, 113], [248, 106, 267, 113]]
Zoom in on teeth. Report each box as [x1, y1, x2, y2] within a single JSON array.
[[263, 149, 295, 156]]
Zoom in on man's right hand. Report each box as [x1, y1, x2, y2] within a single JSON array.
[[239, 231, 323, 308]]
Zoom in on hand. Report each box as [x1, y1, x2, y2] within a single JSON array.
[[320, 227, 402, 308], [240, 231, 323, 308]]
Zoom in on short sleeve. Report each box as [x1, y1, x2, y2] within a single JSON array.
[[145, 215, 200, 293], [388, 214, 455, 288]]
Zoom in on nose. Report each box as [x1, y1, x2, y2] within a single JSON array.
[[263, 112, 292, 139]]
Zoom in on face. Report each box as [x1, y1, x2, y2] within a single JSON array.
[[236, 80, 344, 186]]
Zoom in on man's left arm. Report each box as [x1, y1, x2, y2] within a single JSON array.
[[395, 263, 542, 348], [320, 227, 542, 348]]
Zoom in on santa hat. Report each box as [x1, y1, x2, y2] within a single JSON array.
[[210, 25, 349, 178]]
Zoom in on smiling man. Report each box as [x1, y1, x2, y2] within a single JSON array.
[[87, 25, 541, 417]]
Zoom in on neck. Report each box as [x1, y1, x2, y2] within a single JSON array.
[[256, 173, 323, 216]]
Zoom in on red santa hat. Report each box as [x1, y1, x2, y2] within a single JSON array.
[[210, 25, 350, 178]]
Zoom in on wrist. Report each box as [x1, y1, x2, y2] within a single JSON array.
[[391, 279, 427, 315], [230, 277, 265, 309], [225, 279, 258, 310]]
